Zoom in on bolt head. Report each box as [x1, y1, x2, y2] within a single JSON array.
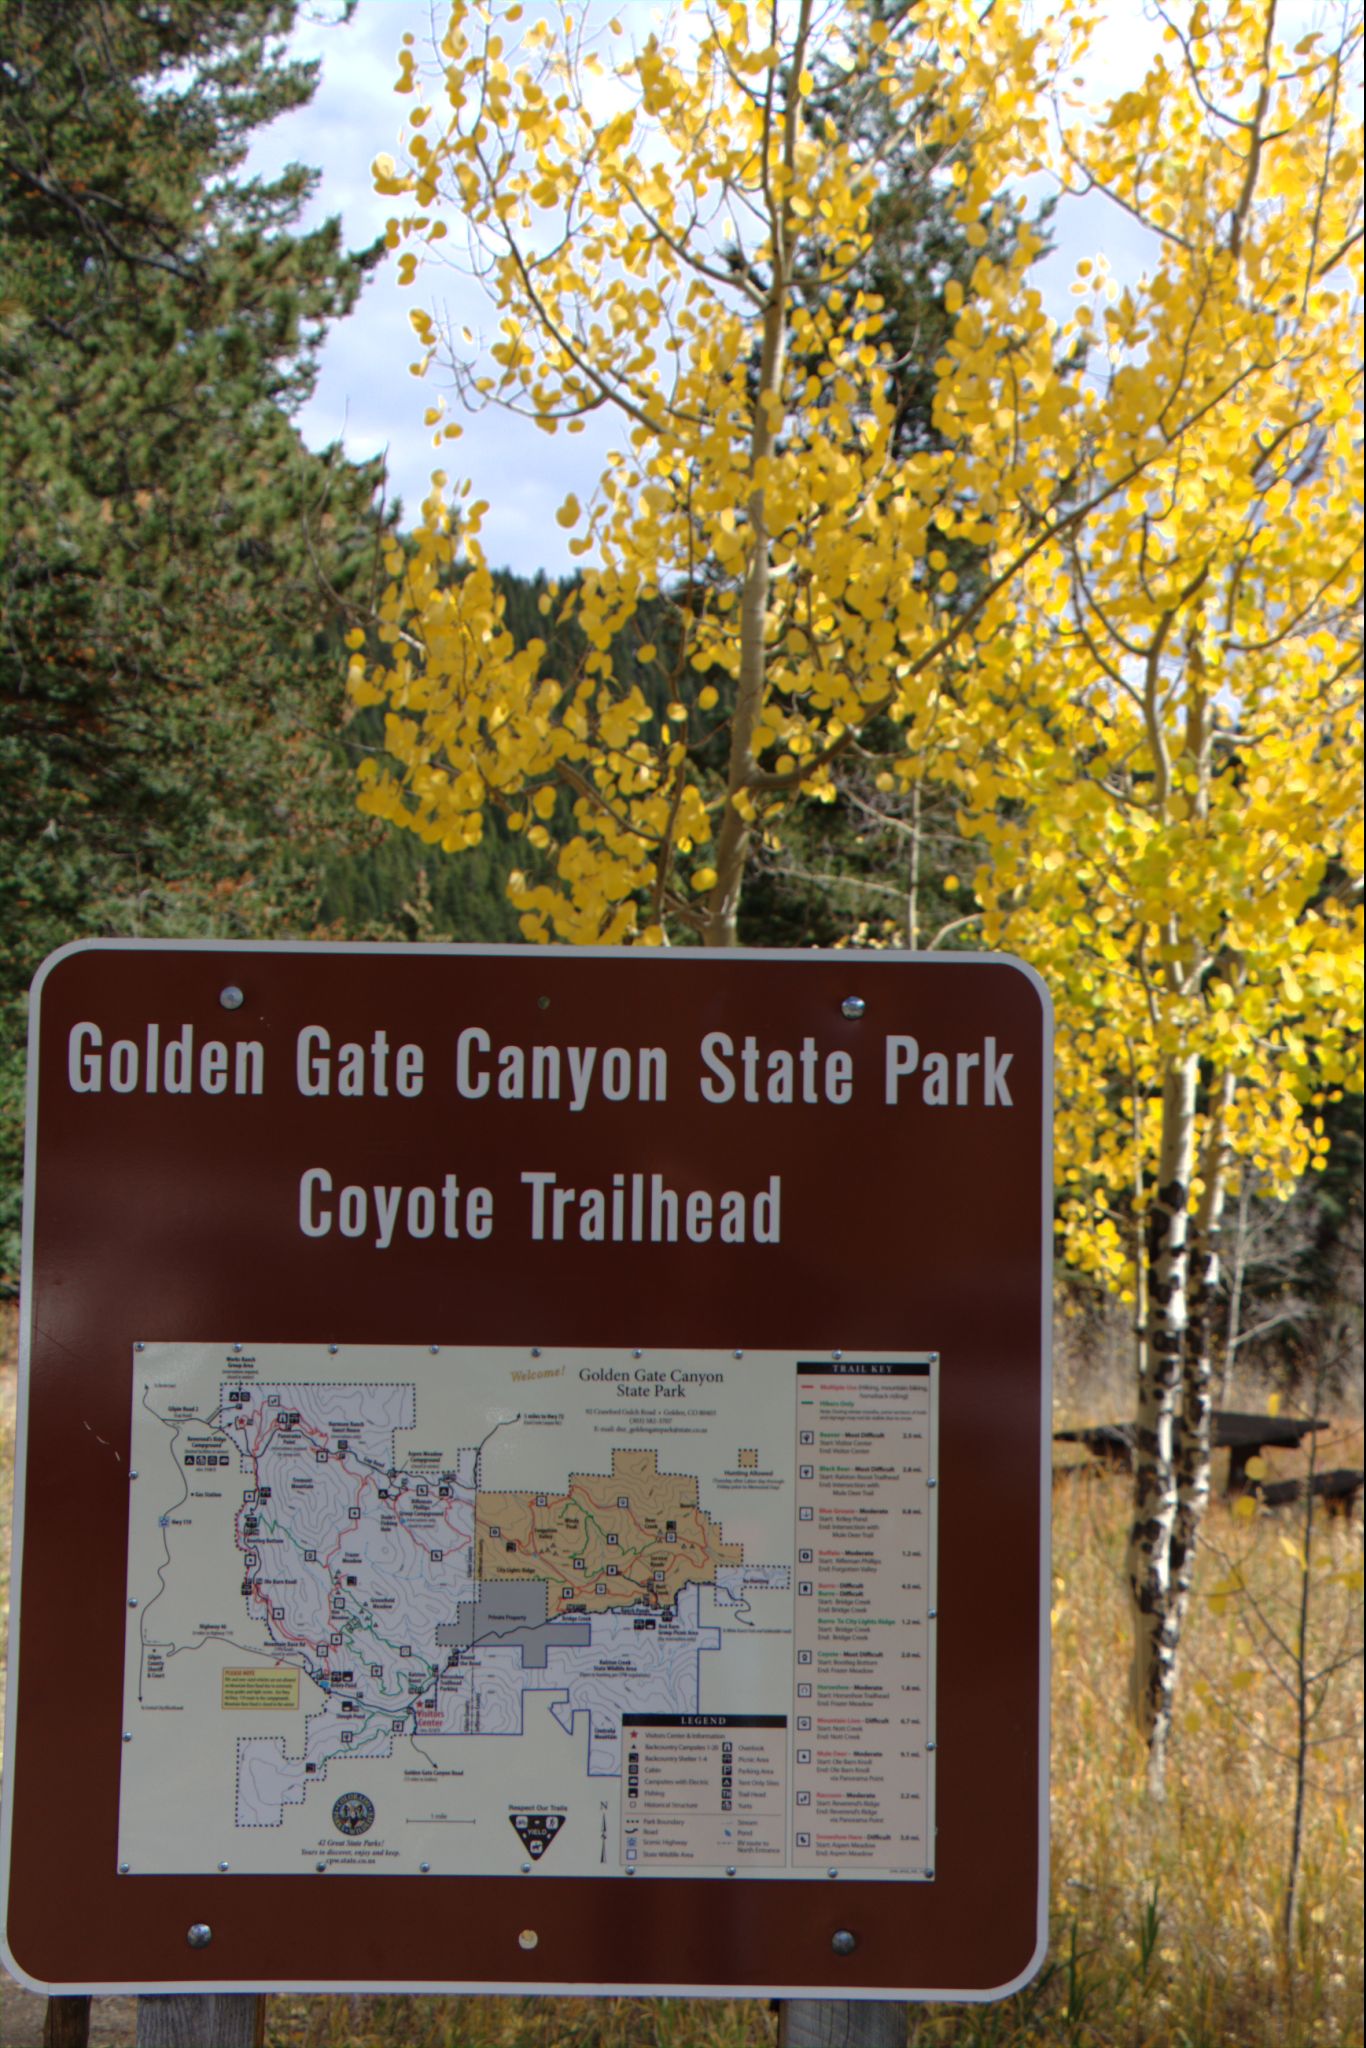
[[316, 1862, 327, 1873], [328, 1343, 339, 1355], [841, 996, 866, 1020], [128, 1597, 138, 1608], [726, 1865, 737, 1876], [218, 1861, 230, 1873], [122, 1731, 133, 1743], [186, 1923, 212, 1949], [420, 1862, 431, 1874], [832, 1929, 858, 1955], [219, 986, 245, 1012], [118, 1863, 130, 1875]]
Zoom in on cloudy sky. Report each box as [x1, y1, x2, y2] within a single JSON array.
[[241, 1, 1238, 572]]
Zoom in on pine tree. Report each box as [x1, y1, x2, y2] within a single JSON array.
[[0, 0, 395, 1283]]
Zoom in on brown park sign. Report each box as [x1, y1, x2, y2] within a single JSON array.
[[2, 940, 1051, 2000]]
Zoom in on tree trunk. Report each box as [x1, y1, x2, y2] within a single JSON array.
[[1172, 1068, 1233, 1643], [905, 774, 923, 949], [1130, 1057, 1150, 1391], [702, 243, 788, 949], [703, 5, 815, 949], [1126, 1053, 1197, 1793], [1218, 1174, 1253, 1405]]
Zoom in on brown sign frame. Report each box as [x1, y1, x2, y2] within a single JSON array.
[[2, 940, 1051, 2000]]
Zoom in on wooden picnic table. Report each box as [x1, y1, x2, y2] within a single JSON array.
[[1053, 1410, 1329, 1491]]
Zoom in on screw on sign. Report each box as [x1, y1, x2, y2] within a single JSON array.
[[3, 940, 1050, 2028]]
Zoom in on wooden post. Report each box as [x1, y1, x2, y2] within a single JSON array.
[[778, 2001, 907, 2048], [136, 1994, 266, 2047], [42, 1996, 91, 2048]]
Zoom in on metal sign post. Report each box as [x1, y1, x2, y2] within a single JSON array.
[[3, 941, 1050, 2011]]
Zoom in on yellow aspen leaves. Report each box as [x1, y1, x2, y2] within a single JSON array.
[[352, 0, 1362, 1068], [938, 0, 1366, 1293]]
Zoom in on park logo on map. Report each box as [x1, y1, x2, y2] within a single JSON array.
[[331, 1792, 376, 1838], [509, 1812, 566, 1860]]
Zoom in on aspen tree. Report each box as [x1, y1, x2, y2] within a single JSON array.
[[352, 3, 1360, 1784], [349, 0, 1230, 947], [962, 0, 1364, 1789]]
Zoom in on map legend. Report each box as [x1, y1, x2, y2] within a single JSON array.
[[621, 1715, 788, 1869], [792, 1359, 938, 1877]]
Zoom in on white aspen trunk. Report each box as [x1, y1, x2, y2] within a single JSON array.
[[702, 9, 813, 951], [1130, 1062, 1149, 1391], [1219, 1175, 1253, 1406], [704, 296, 782, 949], [1126, 1052, 1198, 1795], [1172, 1069, 1233, 1647], [905, 774, 922, 950]]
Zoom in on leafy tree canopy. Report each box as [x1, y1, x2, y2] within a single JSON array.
[[351, 0, 1293, 955]]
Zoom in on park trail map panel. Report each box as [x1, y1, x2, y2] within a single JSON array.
[[121, 1343, 938, 1881]]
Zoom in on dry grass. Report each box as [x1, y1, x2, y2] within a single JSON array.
[[1031, 1443, 1363, 2048], [1, 1302, 1361, 2046]]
